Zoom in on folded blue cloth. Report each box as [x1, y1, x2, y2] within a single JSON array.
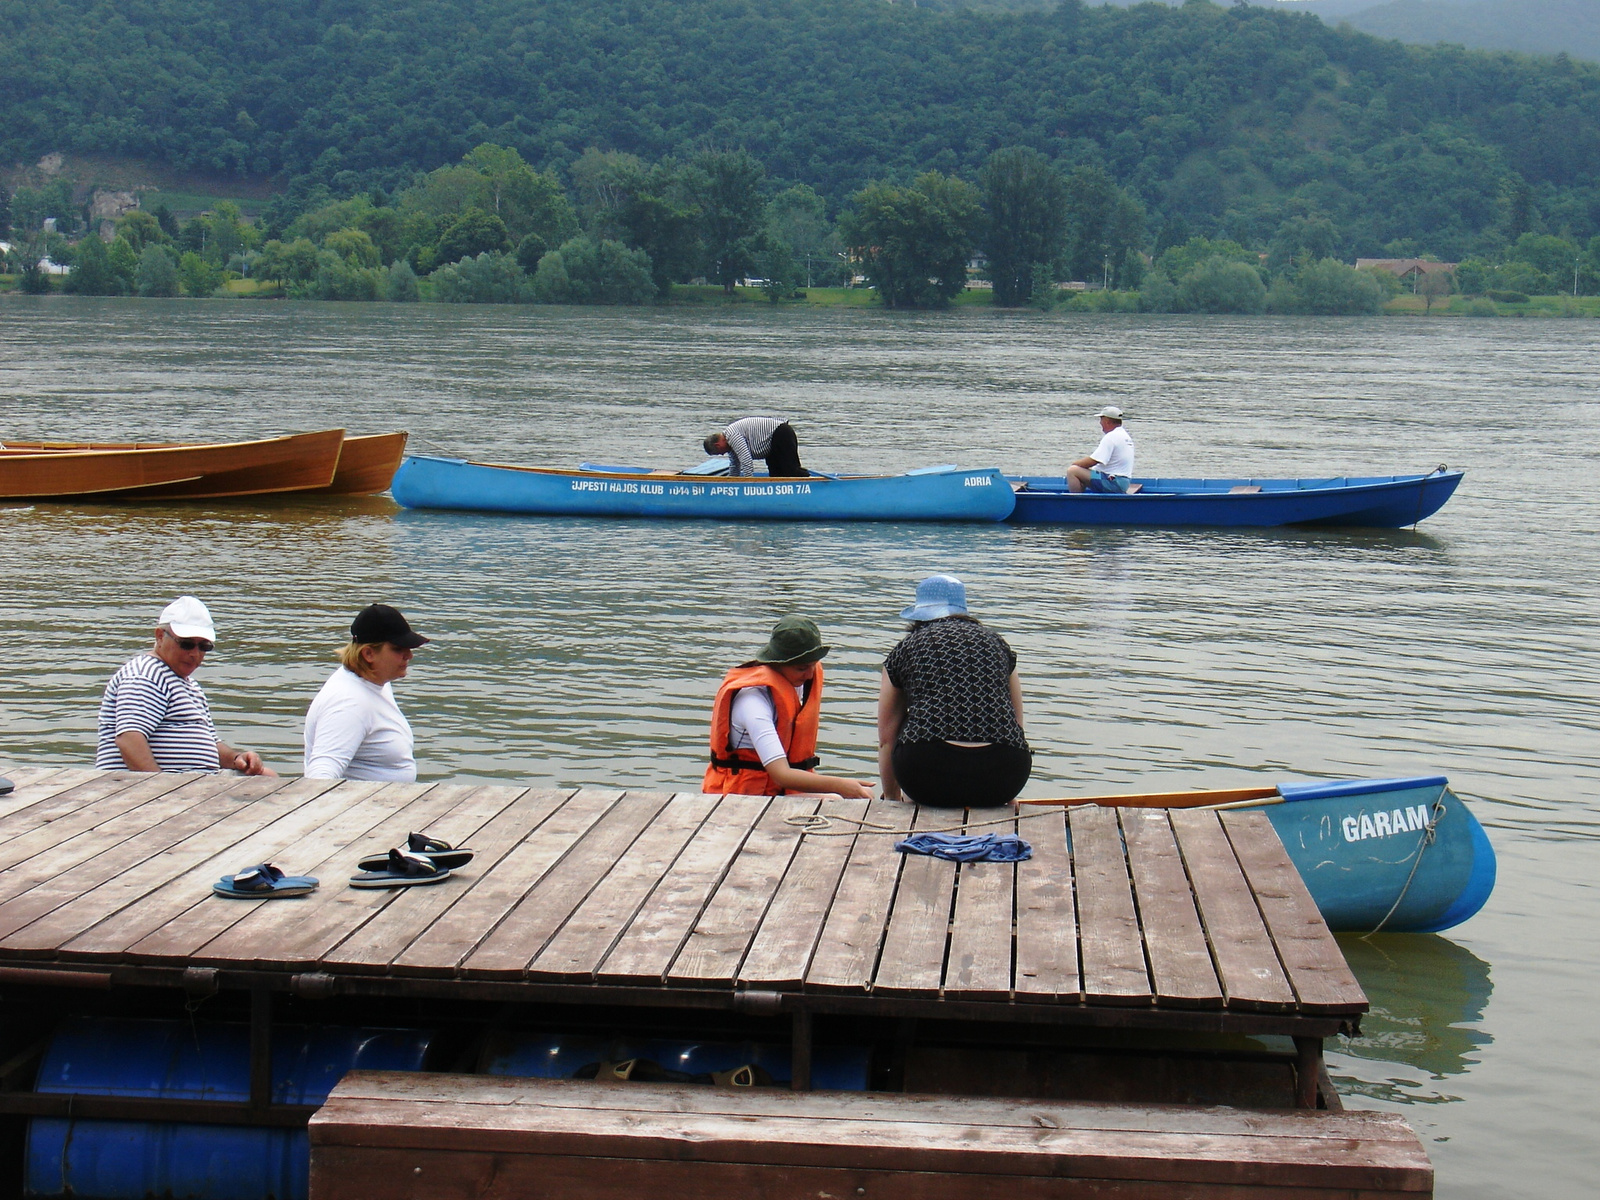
[[894, 832, 1033, 863]]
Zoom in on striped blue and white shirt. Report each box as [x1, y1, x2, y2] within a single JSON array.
[[95, 653, 221, 772]]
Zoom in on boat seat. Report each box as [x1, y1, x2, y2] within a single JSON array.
[[1230, 485, 1262, 494]]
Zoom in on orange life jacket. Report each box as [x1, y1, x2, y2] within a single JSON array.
[[703, 663, 822, 795]]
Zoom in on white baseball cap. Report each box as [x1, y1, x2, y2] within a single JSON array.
[[1096, 406, 1126, 421], [159, 596, 216, 641]]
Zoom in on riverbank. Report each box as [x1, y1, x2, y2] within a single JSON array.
[[5, 276, 1598, 316]]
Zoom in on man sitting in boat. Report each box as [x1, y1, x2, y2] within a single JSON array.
[[94, 596, 276, 777], [1066, 406, 1135, 494], [703, 416, 807, 478], [704, 616, 873, 799]]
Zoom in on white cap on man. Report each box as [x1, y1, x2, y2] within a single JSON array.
[[1097, 406, 1126, 421], [159, 596, 216, 641]]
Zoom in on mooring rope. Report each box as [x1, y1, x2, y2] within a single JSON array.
[[1413, 463, 1448, 528], [1360, 782, 1450, 939]]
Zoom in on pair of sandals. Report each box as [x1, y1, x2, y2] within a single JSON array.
[[350, 832, 474, 888], [209, 833, 473, 899]]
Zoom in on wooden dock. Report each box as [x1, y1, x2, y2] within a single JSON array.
[[0, 765, 1415, 1197]]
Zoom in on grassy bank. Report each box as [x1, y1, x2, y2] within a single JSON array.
[[6, 274, 1599, 315]]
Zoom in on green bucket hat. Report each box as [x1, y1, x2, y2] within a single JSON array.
[[751, 615, 830, 666]]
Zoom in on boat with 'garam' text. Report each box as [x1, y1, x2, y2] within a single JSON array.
[[1022, 774, 1494, 932]]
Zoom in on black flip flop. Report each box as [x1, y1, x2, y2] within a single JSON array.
[[357, 832, 473, 873], [0, 776, 13, 797], [349, 848, 452, 889], [213, 863, 319, 899]]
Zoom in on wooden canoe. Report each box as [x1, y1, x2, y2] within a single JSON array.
[[317, 431, 410, 494], [0, 430, 345, 500], [0, 431, 408, 497]]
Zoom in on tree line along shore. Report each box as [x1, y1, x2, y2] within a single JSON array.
[[3, 142, 1597, 316], [6, 0, 1600, 313]]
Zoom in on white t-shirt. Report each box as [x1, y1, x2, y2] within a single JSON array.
[[729, 682, 804, 767], [1090, 425, 1135, 477], [303, 667, 417, 782]]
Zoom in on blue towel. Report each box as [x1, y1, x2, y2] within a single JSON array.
[[894, 832, 1032, 863]]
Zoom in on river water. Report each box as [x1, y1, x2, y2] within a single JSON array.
[[1, 297, 1595, 1197]]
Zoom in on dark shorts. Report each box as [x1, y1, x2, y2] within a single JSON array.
[[892, 741, 1033, 808]]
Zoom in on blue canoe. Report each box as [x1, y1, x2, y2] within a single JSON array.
[[1024, 774, 1494, 933], [390, 455, 1016, 521], [1007, 468, 1463, 527]]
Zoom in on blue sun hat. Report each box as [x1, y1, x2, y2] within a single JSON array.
[[901, 574, 969, 621]]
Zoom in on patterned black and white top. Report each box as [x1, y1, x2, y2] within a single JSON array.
[[883, 618, 1027, 748], [95, 653, 221, 772]]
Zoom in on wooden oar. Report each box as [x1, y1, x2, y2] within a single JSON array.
[[1017, 785, 1280, 810]]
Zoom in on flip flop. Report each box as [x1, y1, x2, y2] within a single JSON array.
[[213, 863, 319, 899], [357, 832, 474, 873], [0, 776, 13, 797], [349, 848, 453, 889]]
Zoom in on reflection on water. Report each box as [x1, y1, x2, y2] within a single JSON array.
[[4, 301, 1599, 1198], [1331, 935, 1493, 1103]]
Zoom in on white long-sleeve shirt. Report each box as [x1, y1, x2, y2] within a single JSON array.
[[303, 667, 416, 781]]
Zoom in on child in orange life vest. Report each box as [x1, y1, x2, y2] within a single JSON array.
[[703, 616, 874, 798]]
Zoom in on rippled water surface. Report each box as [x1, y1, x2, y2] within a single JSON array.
[[2, 297, 1596, 1197]]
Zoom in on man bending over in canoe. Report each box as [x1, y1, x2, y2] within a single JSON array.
[[703, 416, 808, 478], [94, 595, 275, 776], [704, 616, 873, 799], [1066, 406, 1135, 493]]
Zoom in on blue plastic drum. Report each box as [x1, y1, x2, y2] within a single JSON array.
[[26, 1017, 434, 1200], [481, 1031, 871, 1091]]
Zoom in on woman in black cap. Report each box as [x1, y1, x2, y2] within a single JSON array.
[[303, 604, 431, 781]]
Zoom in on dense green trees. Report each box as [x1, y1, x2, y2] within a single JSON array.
[[980, 148, 1069, 307], [5, 0, 1600, 263], [842, 173, 983, 309]]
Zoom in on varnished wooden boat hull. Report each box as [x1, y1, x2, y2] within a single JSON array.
[[318, 431, 409, 494], [0, 430, 345, 500]]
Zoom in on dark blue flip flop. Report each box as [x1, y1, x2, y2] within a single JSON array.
[[350, 849, 452, 889], [213, 863, 319, 899], [358, 832, 473, 873]]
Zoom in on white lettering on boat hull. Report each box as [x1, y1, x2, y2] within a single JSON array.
[[1341, 804, 1431, 843]]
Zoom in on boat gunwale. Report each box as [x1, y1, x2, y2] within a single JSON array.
[[411, 455, 995, 484], [0, 429, 348, 463], [1010, 470, 1463, 500]]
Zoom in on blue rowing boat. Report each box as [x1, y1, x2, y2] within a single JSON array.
[[389, 455, 1016, 521], [1008, 468, 1463, 527], [1024, 774, 1494, 933]]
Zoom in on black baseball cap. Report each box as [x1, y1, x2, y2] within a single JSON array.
[[350, 604, 431, 649]]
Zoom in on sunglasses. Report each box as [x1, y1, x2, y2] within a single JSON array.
[[171, 637, 214, 653]]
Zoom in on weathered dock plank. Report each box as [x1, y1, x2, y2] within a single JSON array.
[[1012, 805, 1081, 1004], [595, 792, 768, 987]]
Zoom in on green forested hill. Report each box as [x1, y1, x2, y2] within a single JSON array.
[[4, 0, 1600, 257]]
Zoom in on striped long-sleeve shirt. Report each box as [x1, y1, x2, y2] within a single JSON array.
[[722, 416, 787, 477]]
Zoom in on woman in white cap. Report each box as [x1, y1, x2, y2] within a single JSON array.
[[303, 604, 430, 781], [877, 576, 1030, 808], [1066, 406, 1135, 493]]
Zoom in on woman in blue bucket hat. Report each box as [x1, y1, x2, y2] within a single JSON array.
[[877, 575, 1031, 808]]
